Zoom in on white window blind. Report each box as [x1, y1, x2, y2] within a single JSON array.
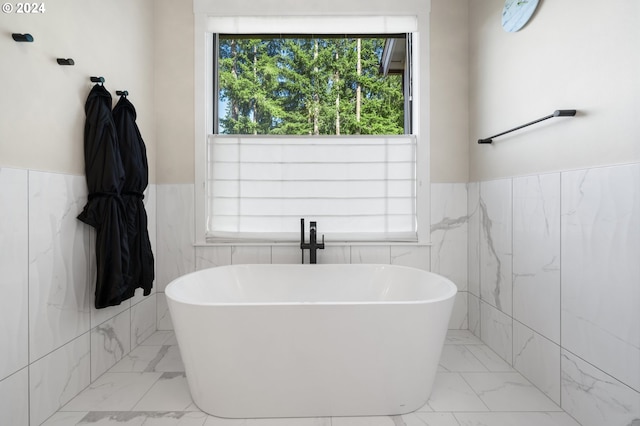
[[205, 15, 418, 35], [206, 135, 417, 242]]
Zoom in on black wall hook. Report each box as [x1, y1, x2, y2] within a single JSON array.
[[90, 76, 105, 85], [12, 33, 34, 42], [116, 90, 128, 97], [57, 58, 75, 66]]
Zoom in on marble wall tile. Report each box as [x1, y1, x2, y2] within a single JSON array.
[[144, 184, 158, 267], [0, 168, 28, 380], [0, 168, 158, 425], [0, 368, 29, 426], [157, 184, 195, 292], [91, 310, 132, 381], [231, 246, 272, 264], [513, 320, 560, 404], [480, 300, 513, 365], [29, 171, 92, 362], [91, 301, 131, 333], [130, 288, 151, 311], [156, 293, 173, 331], [29, 333, 91, 426], [390, 245, 430, 270], [561, 164, 640, 391], [479, 179, 512, 316], [448, 292, 468, 330], [350, 245, 391, 264], [195, 246, 232, 270], [468, 293, 480, 338], [431, 183, 468, 291], [317, 245, 351, 264], [561, 349, 640, 426], [512, 173, 561, 343], [467, 182, 480, 297], [271, 245, 303, 264], [131, 294, 157, 348]]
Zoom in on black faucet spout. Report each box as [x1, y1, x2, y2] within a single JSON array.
[[300, 218, 325, 264]]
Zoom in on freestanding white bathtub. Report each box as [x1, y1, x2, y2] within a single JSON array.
[[165, 264, 457, 419]]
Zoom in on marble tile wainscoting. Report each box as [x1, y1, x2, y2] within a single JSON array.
[[0, 168, 158, 426], [468, 163, 640, 426], [6, 163, 639, 425], [155, 182, 471, 332]]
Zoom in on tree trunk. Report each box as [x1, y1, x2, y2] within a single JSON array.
[[335, 50, 340, 135], [231, 39, 239, 124], [313, 39, 320, 136], [253, 43, 258, 135], [356, 38, 361, 134]]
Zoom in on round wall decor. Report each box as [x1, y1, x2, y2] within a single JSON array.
[[502, 0, 540, 32]]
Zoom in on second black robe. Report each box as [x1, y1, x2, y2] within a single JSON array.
[[113, 95, 155, 298]]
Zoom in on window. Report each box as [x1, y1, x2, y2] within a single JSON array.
[[194, 16, 426, 244], [215, 35, 406, 136]]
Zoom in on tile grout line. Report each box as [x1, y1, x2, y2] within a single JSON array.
[[559, 171, 565, 415], [129, 372, 165, 413], [457, 371, 492, 412], [462, 343, 492, 373], [27, 170, 31, 426]]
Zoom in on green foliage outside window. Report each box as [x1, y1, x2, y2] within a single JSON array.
[[217, 36, 405, 135]]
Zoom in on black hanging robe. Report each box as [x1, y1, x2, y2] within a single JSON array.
[[112, 95, 154, 299], [78, 84, 131, 308]]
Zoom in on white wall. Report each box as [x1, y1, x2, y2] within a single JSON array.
[[430, 0, 469, 183], [0, 0, 156, 179], [469, 0, 640, 181], [154, 0, 194, 185]]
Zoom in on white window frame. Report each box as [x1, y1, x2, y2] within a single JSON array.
[[194, 14, 429, 245]]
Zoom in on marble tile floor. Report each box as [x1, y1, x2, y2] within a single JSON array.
[[42, 330, 582, 426]]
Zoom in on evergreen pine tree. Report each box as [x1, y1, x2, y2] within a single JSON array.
[[218, 35, 405, 136]]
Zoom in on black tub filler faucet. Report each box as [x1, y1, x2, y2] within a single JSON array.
[[300, 218, 325, 264]]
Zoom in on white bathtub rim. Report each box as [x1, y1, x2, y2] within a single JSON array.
[[165, 263, 458, 307]]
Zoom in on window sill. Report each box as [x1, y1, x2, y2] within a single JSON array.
[[194, 241, 431, 247]]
